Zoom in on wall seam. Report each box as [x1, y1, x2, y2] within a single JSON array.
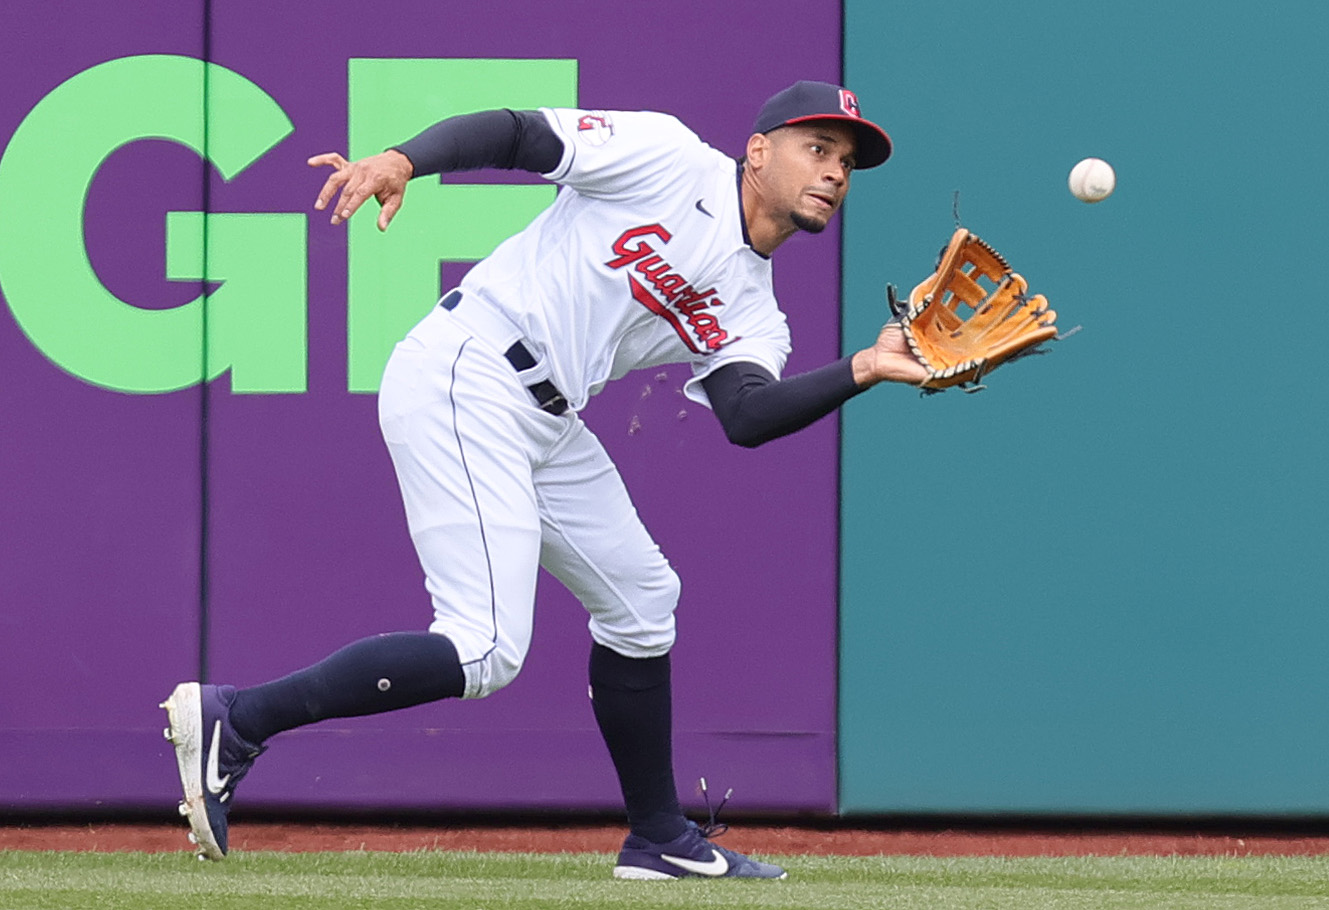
[[198, 0, 214, 683]]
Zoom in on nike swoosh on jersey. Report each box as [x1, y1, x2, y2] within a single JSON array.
[[694, 198, 714, 218], [661, 849, 729, 876], [205, 720, 231, 795]]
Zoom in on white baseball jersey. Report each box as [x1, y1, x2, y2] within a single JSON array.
[[382, 107, 797, 698], [457, 108, 792, 410]]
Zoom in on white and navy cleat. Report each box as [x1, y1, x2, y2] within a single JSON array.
[[612, 821, 786, 881], [160, 682, 265, 860]]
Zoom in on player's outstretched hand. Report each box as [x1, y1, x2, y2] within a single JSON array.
[[309, 150, 414, 232], [851, 323, 931, 388]]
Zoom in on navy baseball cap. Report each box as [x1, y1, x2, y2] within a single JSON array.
[[753, 80, 893, 169]]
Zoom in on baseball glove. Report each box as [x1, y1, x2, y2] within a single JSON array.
[[889, 227, 1058, 393]]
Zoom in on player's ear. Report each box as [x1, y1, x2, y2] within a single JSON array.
[[745, 132, 771, 169]]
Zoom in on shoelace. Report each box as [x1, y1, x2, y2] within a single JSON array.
[[696, 777, 732, 839]]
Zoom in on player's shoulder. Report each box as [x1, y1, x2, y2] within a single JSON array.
[[544, 107, 711, 153], [540, 106, 735, 195]]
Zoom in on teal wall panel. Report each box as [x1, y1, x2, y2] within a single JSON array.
[[840, 0, 1329, 814]]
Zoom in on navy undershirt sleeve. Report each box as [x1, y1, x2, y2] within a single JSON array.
[[391, 109, 564, 177], [700, 357, 866, 448]]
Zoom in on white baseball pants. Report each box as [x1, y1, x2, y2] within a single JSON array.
[[378, 302, 680, 699]]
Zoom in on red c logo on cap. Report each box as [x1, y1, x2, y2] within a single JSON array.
[[839, 90, 861, 118]]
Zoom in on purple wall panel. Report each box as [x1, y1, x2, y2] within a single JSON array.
[[0, 3, 204, 808], [1, 0, 844, 813]]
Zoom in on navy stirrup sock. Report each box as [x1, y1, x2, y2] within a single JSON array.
[[227, 631, 466, 745], [589, 643, 687, 843]]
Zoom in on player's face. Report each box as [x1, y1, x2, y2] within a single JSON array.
[[765, 121, 856, 234]]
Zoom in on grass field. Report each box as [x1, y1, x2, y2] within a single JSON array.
[[3, 850, 1328, 910]]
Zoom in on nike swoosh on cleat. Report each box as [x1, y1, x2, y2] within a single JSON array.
[[694, 198, 714, 218], [205, 720, 231, 795], [661, 849, 729, 876]]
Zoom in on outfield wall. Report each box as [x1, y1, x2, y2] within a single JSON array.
[[0, 1, 844, 813], [839, 0, 1329, 815], [2, 0, 1326, 819]]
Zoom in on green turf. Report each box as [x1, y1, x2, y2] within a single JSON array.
[[2, 850, 1327, 910]]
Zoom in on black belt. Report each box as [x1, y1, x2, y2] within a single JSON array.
[[439, 290, 568, 416]]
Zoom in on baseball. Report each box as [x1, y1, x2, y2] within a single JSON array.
[[1068, 157, 1115, 203]]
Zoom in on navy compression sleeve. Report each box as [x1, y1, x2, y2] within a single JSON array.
[[390, 109, 564, 176], [700, 358, 866, 448]]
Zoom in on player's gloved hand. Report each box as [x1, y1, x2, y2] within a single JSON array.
[[851, 323, 931, 388], [890, 227, 1059, 393], [309, 149, 415, 232]]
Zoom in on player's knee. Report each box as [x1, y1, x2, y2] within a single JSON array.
[[654, 565, 682, 614], [630, 563, 681, 641], [588, 565, 681, 656], [461, 648, 525, 699]]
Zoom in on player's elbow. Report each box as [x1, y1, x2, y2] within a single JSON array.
[[723, 423, 774, 449]]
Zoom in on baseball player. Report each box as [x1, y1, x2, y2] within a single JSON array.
[[162, 80, 928, 879]]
